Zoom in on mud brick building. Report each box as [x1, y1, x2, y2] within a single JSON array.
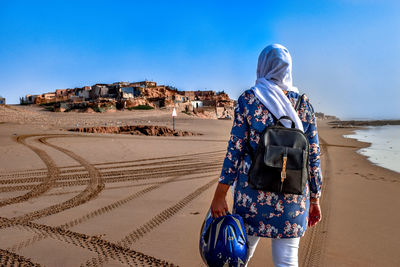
[[21, 80, 235, 118]]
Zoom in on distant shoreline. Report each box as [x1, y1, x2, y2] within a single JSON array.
[[328, 119, 400, 127], [343, 124, 400, 173]]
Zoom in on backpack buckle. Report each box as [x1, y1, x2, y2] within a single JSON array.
[[281, 155, 287, 183], [280, 155, 288, 192]]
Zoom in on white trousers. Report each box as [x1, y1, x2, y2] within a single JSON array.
[[245, 235, 300, 267], [231, 182, 300, 266]]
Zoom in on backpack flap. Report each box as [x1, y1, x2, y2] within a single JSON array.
[[263, 145, 304, 170], [257, 142, 308, 194]]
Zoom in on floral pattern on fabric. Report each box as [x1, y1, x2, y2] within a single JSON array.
[[218, 89, 322, 238]]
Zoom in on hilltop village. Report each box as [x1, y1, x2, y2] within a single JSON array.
[[20, 81, 235, 119]]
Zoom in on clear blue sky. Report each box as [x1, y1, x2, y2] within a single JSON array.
[[0, 0, 399, 119]]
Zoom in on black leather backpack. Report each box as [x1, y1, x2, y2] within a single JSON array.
[[247, 95, 309, 195]]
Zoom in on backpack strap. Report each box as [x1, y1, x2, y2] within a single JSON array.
[[276, 116, 296, 128], [294, 94, 305, 112], [246, 93, 305, 161], [270, 93, 304, 121]]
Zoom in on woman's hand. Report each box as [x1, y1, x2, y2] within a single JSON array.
[[308, 199, 322, 227], [210, 183, 230, 218], [211, 196, 228, 218]]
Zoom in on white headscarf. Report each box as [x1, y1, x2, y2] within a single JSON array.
[[251, 44, 304, 131]]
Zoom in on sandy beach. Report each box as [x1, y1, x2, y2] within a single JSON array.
[[0, 104, 399, 267]]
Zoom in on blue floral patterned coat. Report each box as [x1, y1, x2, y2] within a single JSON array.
[[218, 89, 322, 238]]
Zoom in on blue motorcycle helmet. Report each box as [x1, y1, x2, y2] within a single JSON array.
[[199, 209, 249, 267]]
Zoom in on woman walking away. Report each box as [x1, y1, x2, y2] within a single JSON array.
[[210, 44, 322, 267]]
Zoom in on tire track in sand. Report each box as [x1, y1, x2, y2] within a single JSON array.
[[2, 172, 219, 266], [0, 217, 176, 266], [81, 176, 218, 266], [0, 155, 223, 187], [0, 135, 60, 208], [0, 149, 226, 180], [1, 133, 225, 266], [43, 173, 216, 197], [7, 170, 219, 253], [0, 159, 223, 193], [0, 248, 42, 267], [1, 134, 104, 225], [0, 148, 225, 192], [299, 136, 331, 267], [5, 147, 222, 253]]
